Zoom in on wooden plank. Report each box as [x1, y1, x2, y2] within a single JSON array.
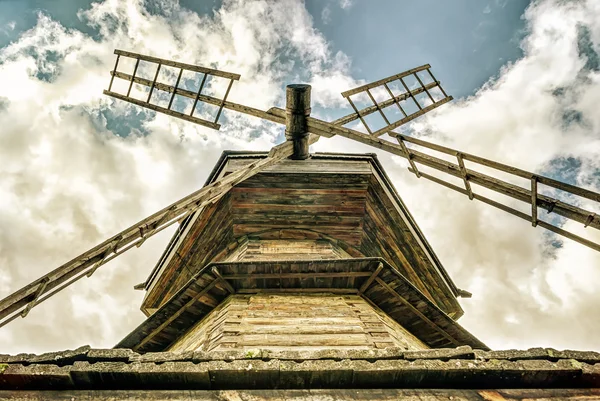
[[237, 288, 358, 294], [370, 97, 452, 137], [341, 64, 431, 97], [358, 262, 383, 294], [106, 71, 284, 125], [411, 169, 600, 252], [114, 49, 241, 79], [220, 333, 370, 346], [2, 389, 600, 400], [374, 277, 461, 347], [133, 277, 221, 351], [222, 272, 371, 280]]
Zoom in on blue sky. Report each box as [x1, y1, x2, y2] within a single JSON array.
[[0, 0, 600, 354]]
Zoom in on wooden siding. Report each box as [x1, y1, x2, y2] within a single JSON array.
[[141, 154, 462, 319], [169, 294, 427, 352], [226, 239, 351, 261]]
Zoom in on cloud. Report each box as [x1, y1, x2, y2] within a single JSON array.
[[0, 0, 357, 354], [1, 0, 600, 356]]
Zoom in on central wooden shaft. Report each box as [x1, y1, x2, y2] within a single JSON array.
[[285, 84, 311, 160]]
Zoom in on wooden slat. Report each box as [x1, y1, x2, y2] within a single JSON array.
[[105, 90, 221, 130], [399, 76, 422, 111], [456, 153, 473, 200], [369, 97, 452, 137], [334, 82, 438, 126], [531, 176, 538, 227], [341, 64, 431, 97], [114, 49, 241, 80], [237, 288, 359, 294], [409, 168, 600, 252]]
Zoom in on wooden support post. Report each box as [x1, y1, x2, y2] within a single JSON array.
[[108, 55, 120, 92], [456, 153, 474, 200], [399, 77, 422, 110], [126, 58, 140, 97], [285, 84, 311, 160], [146, 63, 161, 103], [396, 135, 420, 178], [167, 68, 183, 110], [531, 176, 538, 227], [20, 278, 49, 318], [358, 262, 384, 295]]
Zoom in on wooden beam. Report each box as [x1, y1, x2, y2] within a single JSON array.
[[334, 82, 438, 126], [133, 277, 220, 351], [221, 272, 372, 280], [341, 64, 431, 97], [531, 176, 538, 227], [237, 288, 359, 294], [409, 168, 600, 252], [211, 267, 235, 294], [300, 115, 600, 232], [374, 277, 461, 346], [358, 262, 384, 295], [114, 49, 241, 80]]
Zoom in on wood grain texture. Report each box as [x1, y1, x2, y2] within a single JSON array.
[[142, 154, 462, 318], [168, 294, 427, 352], [3, 389, 600, 400]]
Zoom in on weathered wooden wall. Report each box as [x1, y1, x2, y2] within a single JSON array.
[[225, 239, 351, 261], [168, 294, 428, 352], [2, 389, 598, 400]]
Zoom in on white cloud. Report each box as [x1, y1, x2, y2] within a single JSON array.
[[338, 0, 354, 10]]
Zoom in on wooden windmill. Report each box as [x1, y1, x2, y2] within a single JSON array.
[[1, 49, 600, 399]]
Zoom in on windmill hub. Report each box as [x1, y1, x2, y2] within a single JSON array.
[[285, 84, 311, 160]]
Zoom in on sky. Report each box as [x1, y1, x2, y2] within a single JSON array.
[[0, 0, 599, 354]]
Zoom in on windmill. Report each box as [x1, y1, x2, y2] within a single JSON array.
[[0, 48, 599, 330]]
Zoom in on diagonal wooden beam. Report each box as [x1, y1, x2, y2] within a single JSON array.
[[358, 262, 384, 295]]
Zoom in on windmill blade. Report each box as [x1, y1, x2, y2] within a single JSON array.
[[266, 107, 600, 252], [339, 65, 452, 137], [0, 135, 319, 328], [103, 50, 287, 129]]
